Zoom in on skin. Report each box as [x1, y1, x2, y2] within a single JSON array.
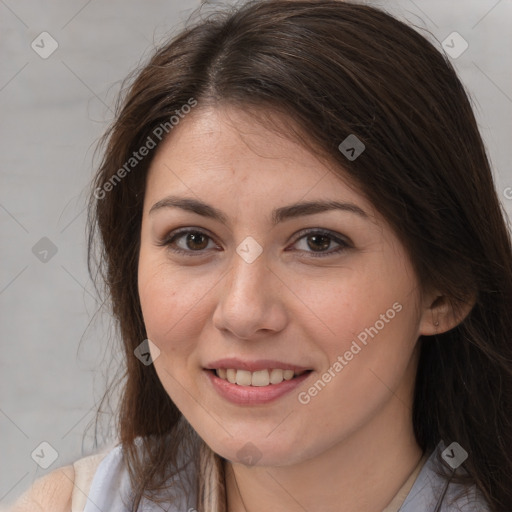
[[137, 105, 463, 512]]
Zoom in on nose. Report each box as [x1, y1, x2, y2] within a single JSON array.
[[212, 250, 288, 340]]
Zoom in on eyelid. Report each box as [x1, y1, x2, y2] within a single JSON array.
[[286, 228, 352, 258], [289, 228, 352, 248], [157, 227, 220, 255]]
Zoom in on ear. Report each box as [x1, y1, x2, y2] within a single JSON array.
[[418, 292, 476, 336]]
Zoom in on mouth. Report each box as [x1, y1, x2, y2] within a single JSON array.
[[204, 366, 314, 405], [206, 367, 312, 387], [203, 358, 314, 404]]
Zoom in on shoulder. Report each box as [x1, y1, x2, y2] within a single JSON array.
[[8, 465, 75, 512], [82, 436, 200, 511], [8, 449, 111, 512], [11, 436, 200, 512]]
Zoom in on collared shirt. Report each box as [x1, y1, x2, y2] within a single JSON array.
[[384, 442, 490, 512]]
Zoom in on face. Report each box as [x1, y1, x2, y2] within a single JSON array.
[[138, 105, 430, 466]]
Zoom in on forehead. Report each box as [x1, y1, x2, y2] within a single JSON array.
[[144, 105, 376, 219]]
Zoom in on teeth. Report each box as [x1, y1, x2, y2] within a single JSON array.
[[269, 368, 284, 384], [226, 369, 236, 384], [251, 369, 270, 387], [235, 370, 252, 386], [215, 368, 304, 386]]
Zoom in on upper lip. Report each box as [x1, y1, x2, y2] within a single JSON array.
[[205, 358, 312, 373]]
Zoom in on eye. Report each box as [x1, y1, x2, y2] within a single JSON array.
[[158, 228, 218, 256], [288, 229, 351, 257], [158, 227, 351, 258]]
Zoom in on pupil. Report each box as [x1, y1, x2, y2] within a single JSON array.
[[187, 232, 208, 250], [308, 234, 330, 251]]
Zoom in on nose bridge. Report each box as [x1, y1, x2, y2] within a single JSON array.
[[213, 246, 286, 338], [224, 247, 270, 307]]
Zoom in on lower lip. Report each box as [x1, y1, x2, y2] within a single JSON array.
[[204, 369, 312, 405]]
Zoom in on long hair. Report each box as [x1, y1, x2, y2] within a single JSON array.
[[87, 1, 512, 510]]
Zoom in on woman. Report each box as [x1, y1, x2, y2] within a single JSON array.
[[11, 0, 512, 511]]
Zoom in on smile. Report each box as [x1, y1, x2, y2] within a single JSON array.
[[204, 369, 313, 405], [214, 368, 309, 386]]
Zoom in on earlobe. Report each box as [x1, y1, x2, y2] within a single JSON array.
[[419, 293, 475, 336], [419, 296, 446, 336], [432, 309, 440, 328]]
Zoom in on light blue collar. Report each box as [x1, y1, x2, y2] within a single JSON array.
[[399, 441, 490, 512]]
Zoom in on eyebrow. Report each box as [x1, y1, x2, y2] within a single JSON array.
[[148, 195, 368, 225]]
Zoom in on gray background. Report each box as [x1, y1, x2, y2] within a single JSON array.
[[1, 0, 511, 506]]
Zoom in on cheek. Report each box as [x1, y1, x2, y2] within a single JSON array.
[[137, 251, 221, 361], [294, 297, 419, 441], [298, 263, 416, 349], [314, 304, 419, 413], [296, 262, 421, 402], [137, 257, 205, 406], [138, 253, 192, 350]]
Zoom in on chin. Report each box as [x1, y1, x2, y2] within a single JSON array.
[[206, 437, 305, 467]]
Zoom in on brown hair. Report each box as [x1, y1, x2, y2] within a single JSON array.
[[87, 1, 512, 510]]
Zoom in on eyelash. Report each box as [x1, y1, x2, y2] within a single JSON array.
[[158, 227, 351, 258]]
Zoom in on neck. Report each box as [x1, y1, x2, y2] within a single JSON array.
[[224, 362, 423, 512]]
